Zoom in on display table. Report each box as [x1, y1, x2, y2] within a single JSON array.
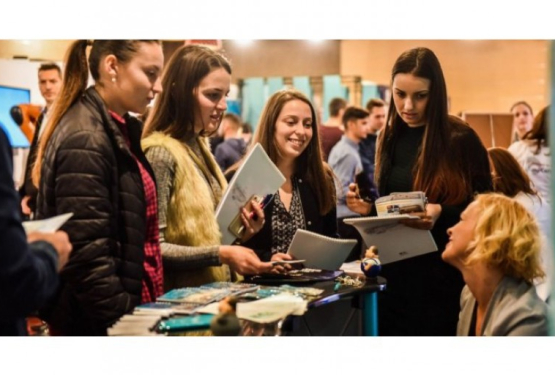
[[109, 275, 386, 336], [272, 276, 386, 336]]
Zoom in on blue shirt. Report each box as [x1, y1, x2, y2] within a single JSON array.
[[328, 135, 363, 218]]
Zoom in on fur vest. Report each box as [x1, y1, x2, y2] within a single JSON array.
[[142, 132, 230, 288]]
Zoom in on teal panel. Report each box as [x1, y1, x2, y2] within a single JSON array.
[[241, 78, 266, 133], [267, 77, 285, 96], [323, 75, 348, 123], [292, 76, 312, 101], [362, 83, 381, 110]]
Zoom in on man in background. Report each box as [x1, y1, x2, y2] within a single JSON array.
[[328, 106, 370, 261], [20, 62, 62, 218], [319, 97, 347, 161], [214, 113, 247, 172], [359, 98, 386, 202]]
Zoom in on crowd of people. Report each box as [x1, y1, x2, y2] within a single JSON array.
[[1, 40, 551, 336]]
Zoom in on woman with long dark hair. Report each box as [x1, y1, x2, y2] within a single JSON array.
[[142, 45, 272, 290], [228, 89, 337, 264], [350, 47, 492, 335], [33, 40, 164, 335]]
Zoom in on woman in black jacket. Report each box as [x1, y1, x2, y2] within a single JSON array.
[[227, 89, 337, 264], [32, 40, 164, 335]]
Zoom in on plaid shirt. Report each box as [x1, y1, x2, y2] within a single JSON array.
[[110, 111, 164, 303]]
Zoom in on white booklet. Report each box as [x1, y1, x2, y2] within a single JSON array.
[[22, 212, 73, 234], [286, 229, 357, 270], [215, 143, 286, 245], [343, 214, 437, 265]]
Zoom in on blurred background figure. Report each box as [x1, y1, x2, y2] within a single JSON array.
[[508, 105, 551, 205], [214, 113, 247, 172], [510, 101, 534, 143], [442, 193, 548, 336], [241, 122, 253, 146], [488, 147, 553, 301], [19, 63, 62, 219], [319, 97, 346, 161], [359, 98, 386, 202]]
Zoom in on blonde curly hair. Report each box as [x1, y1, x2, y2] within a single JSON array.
[[465, 193, 545, 284]]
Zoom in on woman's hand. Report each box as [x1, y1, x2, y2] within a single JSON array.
[[219, 245, 273, 275], [400, 203, 442, 230], [346, 183, 372, 215], [269, 252, 293, 274], [239, 199, 265, 243]]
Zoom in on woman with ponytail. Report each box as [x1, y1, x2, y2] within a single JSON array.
[[33, 40, 164, 335]]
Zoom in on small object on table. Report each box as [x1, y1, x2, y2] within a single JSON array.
[[361, 246, 382, 278], [210, 296, 241, 336], [334, 275, 364, 290]]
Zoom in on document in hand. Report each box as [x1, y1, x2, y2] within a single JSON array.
[[22, 212, 73, 234], [286, 229, 357, 270], [215, 143, 286, 245], [374, 191, 427, 216], [343, 215, 437, 264]]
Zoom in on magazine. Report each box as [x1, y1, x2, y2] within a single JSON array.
[[343, 215, 437, 264], [375, 191, 427, 217]]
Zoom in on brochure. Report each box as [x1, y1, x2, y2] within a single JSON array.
[[22, 212, 73, 234], [215, 143, 285, 245], [286, 229, 357, 271], [343, 215, 437, 264]]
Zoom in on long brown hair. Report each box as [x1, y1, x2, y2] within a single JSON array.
[[32, 40, 160, 186], [142, 45, 231, 140], [488, 147, 537, 198], [523, 105, 549, 154], [234, 89, 336, 215], [376, 47, 474, 205]]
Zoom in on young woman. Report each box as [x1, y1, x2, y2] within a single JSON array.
[[508, 105, 551, 204], [229, 89, 337, 266], [488, 147, 553, 300], [442, 193, 548, 336], [510, 101, 534, 143], [32, 40, 164, 335], [142, 45, 272, 290], [349, 47, 492, 336]]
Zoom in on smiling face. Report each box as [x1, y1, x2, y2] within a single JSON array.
[[113, 42, 164, 115], [392, 73, 431, 127], [274, 99, 314, 164], [442, 201, 481, 269], [512, 103, 533, 139], [193, 67, 231, 134]]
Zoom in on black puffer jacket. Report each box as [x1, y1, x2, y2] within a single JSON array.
[[36, 87, 154, 335]]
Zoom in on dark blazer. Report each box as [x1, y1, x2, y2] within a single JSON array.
[[241, 175, 338, 261], [0, 128, 59, 336], [36, 87, 154, 335]]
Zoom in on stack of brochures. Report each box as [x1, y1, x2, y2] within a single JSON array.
[[375, 191, 427, 216]]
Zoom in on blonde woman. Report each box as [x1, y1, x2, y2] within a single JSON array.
[[442, 193, 548, 336]]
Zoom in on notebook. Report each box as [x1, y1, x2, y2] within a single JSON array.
[[343, 215, 437, 264], [286, 229, 357, 271]]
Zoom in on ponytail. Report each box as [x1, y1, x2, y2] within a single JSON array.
[[32, 40, 90, 187]]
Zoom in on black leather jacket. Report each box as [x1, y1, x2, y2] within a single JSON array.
[[36, 87, 154, 335]]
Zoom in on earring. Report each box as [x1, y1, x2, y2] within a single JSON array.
[[111, 77, 116, 83]]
